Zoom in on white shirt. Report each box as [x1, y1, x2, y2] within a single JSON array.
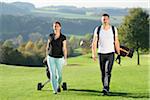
[[94, 25, 118, 54]]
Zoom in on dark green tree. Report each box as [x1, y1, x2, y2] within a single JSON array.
[[118, 8, 149, 51], [0, 45, 25, 65]]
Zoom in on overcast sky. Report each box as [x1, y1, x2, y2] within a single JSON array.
[[2, 0, 149, 8]]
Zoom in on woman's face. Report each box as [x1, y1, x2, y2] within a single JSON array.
[[53, 23, 61, 32]]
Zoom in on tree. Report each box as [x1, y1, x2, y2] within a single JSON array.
[[69, 35, 79, 49], [16, 35, 24, 45], [2, 40, 13, 48], [118, 8, 149, 51], [80, 33, 92, 54], [28, 32, 43, 42], [85, 33, 92, 40], [25, 40, 34, 51], [66, 40, 74, 57], [18, 43, 26, 52], [0, 45, 25, 65], [34, 38, 46, 57]]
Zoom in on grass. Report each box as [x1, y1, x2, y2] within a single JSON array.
[[0, 53, 149, 100]]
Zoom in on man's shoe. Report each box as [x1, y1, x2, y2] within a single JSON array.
[[102, 89, 109, 96]]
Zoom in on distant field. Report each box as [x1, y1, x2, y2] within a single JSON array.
[[0, 54, 149, 100], [32, 9, 100, 20], [32, 9, 123, 25]]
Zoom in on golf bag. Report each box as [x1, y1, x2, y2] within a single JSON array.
[[43, 58, 50, 79], [115, 45, 134, 64], [119, 45, 134, 58]]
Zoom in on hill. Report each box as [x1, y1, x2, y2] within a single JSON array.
[[0, 2, 127, 41], [0, 2, 35, 15]]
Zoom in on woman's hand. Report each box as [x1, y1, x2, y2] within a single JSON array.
[[64, 58, 67, 65]]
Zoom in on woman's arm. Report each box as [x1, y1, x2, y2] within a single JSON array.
[[63, 40, 67, 59], [46, 39, 50, 56]]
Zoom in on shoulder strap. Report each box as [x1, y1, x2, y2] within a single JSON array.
[[97, 25, 115, 38], [97, 25, 101, 43], [112, 25, 115, 41]]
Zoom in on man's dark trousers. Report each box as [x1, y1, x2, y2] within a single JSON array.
[[98, 52, 114, 91]]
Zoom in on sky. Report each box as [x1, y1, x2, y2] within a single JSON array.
[[2, 0, 149, 8]]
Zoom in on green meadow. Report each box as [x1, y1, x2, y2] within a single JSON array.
[[32, 9, 123, 24], [0, 54, 149, 100]]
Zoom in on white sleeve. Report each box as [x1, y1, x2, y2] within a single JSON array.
[[114, 27, 118, 36], [93, 26, 98, 37]]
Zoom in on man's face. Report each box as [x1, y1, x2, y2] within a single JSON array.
[[101, 16, 110, 24]]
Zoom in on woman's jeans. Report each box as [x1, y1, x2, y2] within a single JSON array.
[[47, 55, 64, 93]]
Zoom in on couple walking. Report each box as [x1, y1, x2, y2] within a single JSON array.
[[46, 13, 120, 95]]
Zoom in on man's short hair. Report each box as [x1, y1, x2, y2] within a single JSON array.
[[102, 13, 110, 18]]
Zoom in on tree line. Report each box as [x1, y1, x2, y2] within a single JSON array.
[[0, 35, 82, 66], [0, 8, 149, 66]]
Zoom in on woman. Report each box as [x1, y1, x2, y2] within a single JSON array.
[[46, 21, 67, 94]]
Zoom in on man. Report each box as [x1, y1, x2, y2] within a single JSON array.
[[92, 14, 120, 95]]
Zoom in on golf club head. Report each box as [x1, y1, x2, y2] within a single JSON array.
[[37, 83, 44, 90], [62, 82, 67, 90]]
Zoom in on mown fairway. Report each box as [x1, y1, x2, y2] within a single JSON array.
[[0, 54, 149, 100]]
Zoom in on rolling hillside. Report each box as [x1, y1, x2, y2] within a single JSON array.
[[0, 2, 126, 41]]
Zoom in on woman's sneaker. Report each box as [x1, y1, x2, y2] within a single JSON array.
[[57, 86, 61, 92], [53, 91, 57, 94]]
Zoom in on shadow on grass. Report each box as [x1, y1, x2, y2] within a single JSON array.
[[69, 89, 100, 93], [108, 92, 149, 99], [69, 89, 101, 96], [68, 89, 149, 99], [69, 52, 82, 58]]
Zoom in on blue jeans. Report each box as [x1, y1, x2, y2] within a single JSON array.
[[47, 55, 64, 93]]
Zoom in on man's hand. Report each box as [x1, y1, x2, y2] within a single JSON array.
[[115, 55, 121, 64], [92, 54, 97, 61]]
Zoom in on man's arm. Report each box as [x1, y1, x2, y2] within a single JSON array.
[[92, 34, 98, 61], [115, 36, 120, 55]]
